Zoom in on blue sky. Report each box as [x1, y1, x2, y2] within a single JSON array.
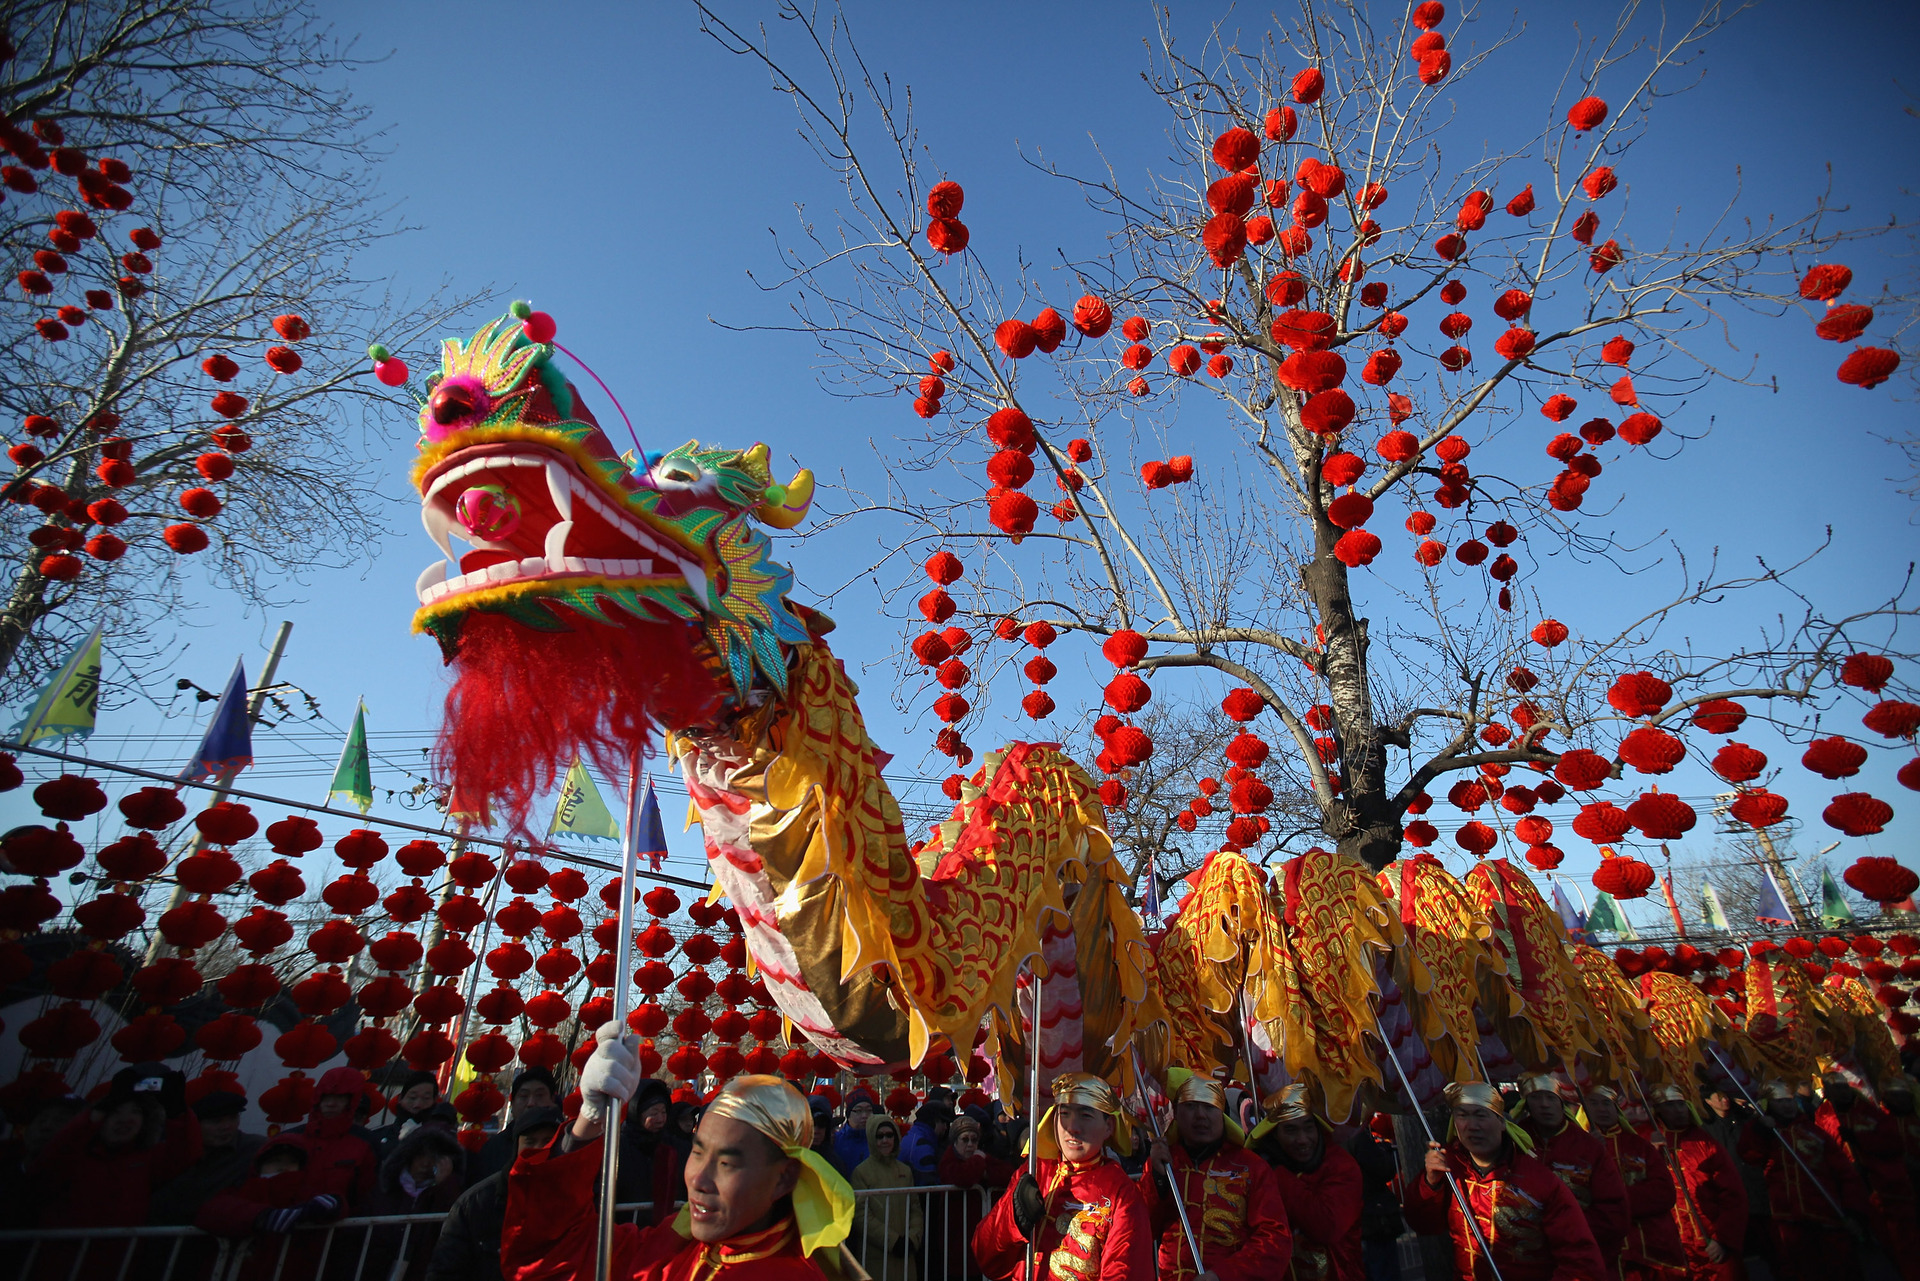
[[5, 0, 1916, 929]]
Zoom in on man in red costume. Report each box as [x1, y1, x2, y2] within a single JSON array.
[[1514, 1074, 1630, 1267], [1403, 1081, 1608, 1280], [1583, 1086, 1685, 1280], [1736, 1078, 1865, 1280], [502, 1024, 856, 1279], [1139, 1070, 1292, 1280], [1814, 1069, 1920, 1281], [1647, 1084, 1747, 1281], [972, 1071, 1153, 1280], [1250, 1083, 1358, 1280]]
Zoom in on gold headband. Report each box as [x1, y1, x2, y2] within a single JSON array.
[[1173, 1074, 1228, 1111], [1444, 1081, 1502, 1112], [1761, 1080, 1797, 1102], [1585, 1085, 1620, 1104], [1051, 1072, 1122, 1116], [699, 1075, 852, 1259], [1520, 1073, 1571, 1097], [1264, 1082, 1311, 1123], [1649, 1084, 1689, 1104]]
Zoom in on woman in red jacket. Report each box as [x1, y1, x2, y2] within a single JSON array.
[[971, 1072, 1153, 1280], [287, 1065, 379, 1210]]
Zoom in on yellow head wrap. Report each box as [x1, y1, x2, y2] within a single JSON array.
[[1031, 1072, 1132, 1160], [1648, 1082, 1703, 1126], [697, 1074, 854, 1260], [1760, 1079, 1798, 1103], [1166, 1067, 1245, 1147]]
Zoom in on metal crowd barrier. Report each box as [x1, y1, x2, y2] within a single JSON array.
[[0, 1188, 995, 1281]]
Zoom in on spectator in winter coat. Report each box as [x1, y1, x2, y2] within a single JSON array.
[[30, 1062, 202, 1231], [1346, 1114, 1405, 1281], [830, 1087, 877, 1178], [369, 1072, 444, 1160], [426, 1107, 562, 1281], [935, 1115, 1018, 1281], [471, 1068, 560, 1182], [150, 1090, 265, 1225], [899, 1102, 952, 1185], [286, 1065, 379, 1210], [360, 1127, 467, 1281], [196, 1135, 345, 1281], [0, 1097, 83, 1229], [850, 1113, 923, 1281], [613, 1078, 683, 1224]]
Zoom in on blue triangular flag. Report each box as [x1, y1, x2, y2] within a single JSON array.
[[1141, 861, 1164, 928], [635, 777, 670, 872], [180, 660, 252, 782], [1550, 879, 1588, 941], [1754, 867, 1795, 928]]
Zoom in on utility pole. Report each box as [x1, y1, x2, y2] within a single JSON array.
[[145, 621, 294, 963]]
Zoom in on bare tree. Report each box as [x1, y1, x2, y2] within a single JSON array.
[[0, 1, 473, 699], [698, 1, 1917, 879]]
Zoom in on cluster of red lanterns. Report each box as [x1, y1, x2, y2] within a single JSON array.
[[911, 550, 978, 764], [1803, 263, 1901, 391]]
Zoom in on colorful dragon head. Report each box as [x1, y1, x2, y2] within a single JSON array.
[[409, 314, 815, 699]]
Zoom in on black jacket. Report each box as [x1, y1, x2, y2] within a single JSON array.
[[425, 1171, 507, 1281]]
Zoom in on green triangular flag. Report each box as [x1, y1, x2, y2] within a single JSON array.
[[327, 700, 373, 814], [548, 757, 620, 841], [1701, 881, 1732, 931], [1819, 865, 1856, 925], [1586, 891, 1637, 938], [9, 625, 103, 746]]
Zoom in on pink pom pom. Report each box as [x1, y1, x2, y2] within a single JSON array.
[[375, 358, 409, 387], [522, 312, 557, 344]]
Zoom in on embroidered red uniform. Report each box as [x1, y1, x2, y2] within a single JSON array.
[[1816, 1095, 1920, 1281], [1140, 1141, 1293, 1280], [1403, 1140, 1609, 1281], [1266, 1141, 1363, 1280], [1594, 1123, 1686, 1280], [974, 1157, 1153, 1281], [1519, 1118, 1631, 1265], [1650, 1121, 1748, 1281], [501, 1135, 828, 1280], [1736, 1113, 1864, 1279]]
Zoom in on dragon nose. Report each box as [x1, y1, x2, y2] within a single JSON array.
[[429, 382, 476, 426]]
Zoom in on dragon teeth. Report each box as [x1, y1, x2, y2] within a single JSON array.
[[544, 520, 573, 570], [415, 560, 449, 603]]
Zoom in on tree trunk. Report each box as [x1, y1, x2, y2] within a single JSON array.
[[0, 556, 53, 683], [1303, 544, 1404, 870]]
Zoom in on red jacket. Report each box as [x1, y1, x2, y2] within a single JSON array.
[[1736, 1115, 1863, 1223], [287, 1066, 378, 1210], [29, 1108, 202, 1228], [196, 1138, 345, 1281], [1815, 1097, 1915, 1210], [1266, 1140, 1363, 1281], [1518, 1118, 1629, 1262], [1593, 1125, 1684, 1270], [1651, 1123, 1747, 1262], [1403, 1141, 1608, 1281], [500, 1133, 828, 1279], [1139, 1140, 1293, 1281], [973, 1156, 1154, 1281]]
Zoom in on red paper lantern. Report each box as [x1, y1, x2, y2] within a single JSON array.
[[1593, 854, 1655, 900], [274, 1019, 339, 1069], [193, 801, 258, 845]]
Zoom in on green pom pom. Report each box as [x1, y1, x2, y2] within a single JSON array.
[[367, 342, 390, 362], [509, 300, 533, 320], [762, 484, 787, 506]]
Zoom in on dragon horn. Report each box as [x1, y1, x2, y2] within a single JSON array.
[[757, 467, 815, 529]]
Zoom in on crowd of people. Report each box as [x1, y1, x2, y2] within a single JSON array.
[[4, 1043, 1919, 1281]]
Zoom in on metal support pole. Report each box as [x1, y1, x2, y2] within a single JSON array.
[[1128, 1042, 1205, 1273], [595, 752, 647, 1281], [1702, 1043, 1848, 1220], [1376, 1018, 1507, 1281], [1024, 962, 1044, 1279]]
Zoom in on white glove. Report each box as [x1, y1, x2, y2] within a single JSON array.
[[577, 1021, 640, 1135]]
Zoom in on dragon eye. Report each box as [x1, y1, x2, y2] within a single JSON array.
[[651, 459, 708, 490]]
